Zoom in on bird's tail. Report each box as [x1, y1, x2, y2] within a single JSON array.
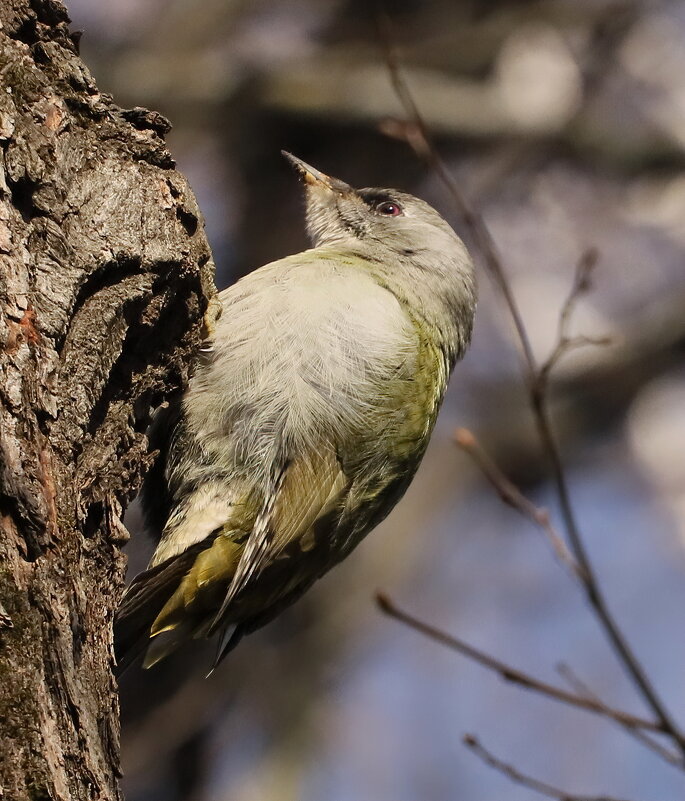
[[114, 539, 214, 676]]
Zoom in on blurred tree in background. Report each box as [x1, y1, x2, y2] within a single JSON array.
[[67, 0, 685, 799]]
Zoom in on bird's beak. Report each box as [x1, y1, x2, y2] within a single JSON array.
[[281, 151, 352, 194]]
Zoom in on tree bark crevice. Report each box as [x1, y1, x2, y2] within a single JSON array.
[[0, 1, 217, 798]]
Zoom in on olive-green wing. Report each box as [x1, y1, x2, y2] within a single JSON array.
[[140, 446, 349, 668], [209, 447, 349, 632]]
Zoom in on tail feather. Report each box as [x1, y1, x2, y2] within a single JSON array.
[[142, 619, 197, 670], [114, 534, 218, 676]]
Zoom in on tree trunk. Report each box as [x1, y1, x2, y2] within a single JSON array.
[[0, 2, 216, 798]]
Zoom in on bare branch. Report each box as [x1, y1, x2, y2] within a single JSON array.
[[537, 249, 612, 392], [454, 428, 583, 579], [557, 664, 685, 770], [376, 11, 538, 378], [463, 733, 638, 801], [376, 13, 685, 755], [375, 594, 661, 733], [560, 249, 599, 331]]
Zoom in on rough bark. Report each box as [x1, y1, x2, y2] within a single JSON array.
[[0, 2, 217, 799]]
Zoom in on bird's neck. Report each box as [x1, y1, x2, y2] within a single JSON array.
[[319, 241, 473, 366]]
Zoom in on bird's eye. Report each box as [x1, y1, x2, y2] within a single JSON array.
[[376, 201, 402, 216]]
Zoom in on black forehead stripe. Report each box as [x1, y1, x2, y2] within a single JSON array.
[[357, 188, 397, 205]]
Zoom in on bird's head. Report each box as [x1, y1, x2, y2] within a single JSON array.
[[282, 151, 476, 354], [283, 151, 461, 256]]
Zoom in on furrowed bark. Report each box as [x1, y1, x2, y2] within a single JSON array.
[[0, 2, 217, 798]]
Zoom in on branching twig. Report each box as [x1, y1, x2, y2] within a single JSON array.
[[375, 593, 661, 734], [557, 664, 685, 770], [376, 13, 685, 756], [454, 427, 583, 579], [463, 733, 638, 801], [537, 249, 613, 393]]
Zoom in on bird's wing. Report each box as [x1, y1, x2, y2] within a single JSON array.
[[140, 446, 349, 668], [209, 445, 349, 632]]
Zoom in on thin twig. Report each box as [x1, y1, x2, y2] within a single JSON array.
[[454, 427, 583, 579], [376, 14, 685, 756], [556, 664, 685, 770], [530, 372, 685, 753], [376, 12, 537, 375], [463, 733, 638, 801], [375, 593, 661, 733], [537, 249, 612, 392]]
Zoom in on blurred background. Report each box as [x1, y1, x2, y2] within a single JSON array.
[[67, 1, 685, 799]]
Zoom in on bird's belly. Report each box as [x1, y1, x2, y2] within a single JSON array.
[[191, 266, 422, 469]]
